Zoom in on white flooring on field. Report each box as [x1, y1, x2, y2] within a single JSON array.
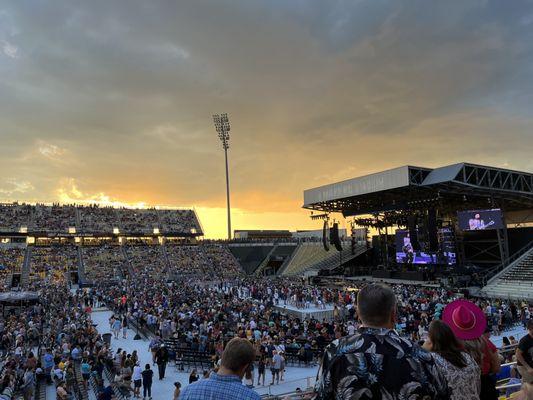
[[91, 310, 318, 399], [87, 309, 526, 399], [276, 303, 334, 313]]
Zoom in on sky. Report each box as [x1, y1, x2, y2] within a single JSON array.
[[1, 0, 533, 238]]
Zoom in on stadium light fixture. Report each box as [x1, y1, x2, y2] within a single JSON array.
[[213, 113, 232, 240]]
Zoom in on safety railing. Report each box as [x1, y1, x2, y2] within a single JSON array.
[[259, 375, 316, 398]]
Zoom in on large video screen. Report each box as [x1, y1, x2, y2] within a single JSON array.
[[395, 229, 456, 265], [457, 209, 503, 231]]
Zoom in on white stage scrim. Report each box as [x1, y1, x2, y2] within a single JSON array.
[[274, 303, 335, 322]]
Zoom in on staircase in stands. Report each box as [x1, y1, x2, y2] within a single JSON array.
[[20, 247, 32, 289], [300, 244, 368, 275], [481, 240, 533, 300], [77, 247, 86, 285], [281, 243, 368, 276]]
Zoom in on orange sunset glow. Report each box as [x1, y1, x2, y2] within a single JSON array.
[[1, 2, 532, 238]]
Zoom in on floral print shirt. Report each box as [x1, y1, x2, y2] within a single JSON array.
[[315, 327, 451, 399]]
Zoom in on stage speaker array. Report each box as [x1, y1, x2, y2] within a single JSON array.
[[330, 222, 343, 251], [428, 208, 438, 252], [408, 215, 421, 251], [322, 220, 330, 251]]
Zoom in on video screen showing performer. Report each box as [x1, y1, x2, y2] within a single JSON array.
[[395, 229, 456, 265], [457, 209, 503, 231]]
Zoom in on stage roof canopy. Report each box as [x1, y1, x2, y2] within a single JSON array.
[[303, 163, 533, 216]]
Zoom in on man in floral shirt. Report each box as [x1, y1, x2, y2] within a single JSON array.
[[315, 284, 450, 399]]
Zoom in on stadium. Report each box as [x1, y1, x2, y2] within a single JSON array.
[[3, 2, 533, 400], [0, 161, 531, 399]]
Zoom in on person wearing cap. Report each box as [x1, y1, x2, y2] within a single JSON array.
[[155, 342, 169, 380], [442, 299, 500, 400], [315, 283, 450, 399], [180, 337, 260, 400], [516, 319, 533, 384]]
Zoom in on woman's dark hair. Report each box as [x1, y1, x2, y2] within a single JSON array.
[[428, 320, 467, 368]]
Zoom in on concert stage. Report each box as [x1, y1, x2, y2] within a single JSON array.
[[303, 162, 533, 270], [274, 303, 335, 322]]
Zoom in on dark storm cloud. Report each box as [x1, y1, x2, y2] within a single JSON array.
[[0, 0, 532, 215]]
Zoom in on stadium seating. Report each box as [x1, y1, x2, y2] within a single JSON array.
[[166, 244, 241, 278], [116, 208, 160, 234], [125, 243, 168, 278], [79, 205, 117, 233], [228, 245, 275, 274], [28, 245, 79, 286], [82, 244, 127, 282], [253, 244, 298, 275], [32, 204, 77, 233], [302, 244, 368, 274], [159, 209, 202, 234], [0, 203, 32, 232], [0, 203, 203, 236], [0, 247, 24, 289], [482, 245, 533, 300], [280, 243, 339, 276]]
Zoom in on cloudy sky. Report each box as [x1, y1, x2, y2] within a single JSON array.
[[1, 0, 533, 238]]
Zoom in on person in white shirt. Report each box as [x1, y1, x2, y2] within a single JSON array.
[[132, 363, 142, 398]]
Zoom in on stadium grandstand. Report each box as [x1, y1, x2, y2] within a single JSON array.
[[0, 187, 530, 400]]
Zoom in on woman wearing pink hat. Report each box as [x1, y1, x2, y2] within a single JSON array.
[[440, 299, 501, 400]]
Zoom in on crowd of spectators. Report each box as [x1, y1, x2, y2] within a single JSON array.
[[0, 204, 203, 235], [159, 210, 200, 234], [79, 205, 117, 233], [0, 280, 124, 400], [0, 248, 24, 290], [83, 244, 128, 282], [98, 260, 533, 395], [166, 244, 241, 278], [29, 245, 78, 287], [0, 235, 529, 399], [126, 244, 168, 279], [32, 204, 77, 233], [0, 204, 32, 232], [117, 209, 160, 235]]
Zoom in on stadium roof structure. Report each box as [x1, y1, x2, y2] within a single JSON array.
[[303, 163, 533, 217]]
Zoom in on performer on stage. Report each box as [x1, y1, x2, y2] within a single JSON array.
[[402, 233, 414, 264], [468, 213, 486, 230]]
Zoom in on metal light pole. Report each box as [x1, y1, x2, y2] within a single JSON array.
[[213, 113, 232, 240]]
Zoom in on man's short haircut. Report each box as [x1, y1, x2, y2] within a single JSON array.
[[357, 284, 396, 326], [221, 338, 256, 372]]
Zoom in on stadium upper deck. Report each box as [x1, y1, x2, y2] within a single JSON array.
[[0, 203, 203, 237]]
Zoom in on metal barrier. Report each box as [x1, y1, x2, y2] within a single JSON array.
[[261, 388, 315, 400], [259, 375, 316, 398], [499, 343, 519, 356]]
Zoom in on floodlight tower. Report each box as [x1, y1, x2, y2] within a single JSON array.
[[213, 113, 232, 240]]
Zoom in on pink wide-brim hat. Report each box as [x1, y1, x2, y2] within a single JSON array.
[[442, 299, 486, 340]]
